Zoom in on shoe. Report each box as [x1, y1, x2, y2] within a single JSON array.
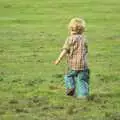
[[66, 88, 75, 96]]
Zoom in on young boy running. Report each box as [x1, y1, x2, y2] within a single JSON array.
[[54, 18, 90, 98]]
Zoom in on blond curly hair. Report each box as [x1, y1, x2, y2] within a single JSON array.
[[68, 17, 86, 34]]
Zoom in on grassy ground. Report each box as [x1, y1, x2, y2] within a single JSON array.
[[0, 0, 120, 119]]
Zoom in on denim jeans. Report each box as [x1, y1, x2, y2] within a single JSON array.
[[64, 69, 90, 97]]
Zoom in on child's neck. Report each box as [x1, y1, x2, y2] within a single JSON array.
[[70, 32, 83, 36]]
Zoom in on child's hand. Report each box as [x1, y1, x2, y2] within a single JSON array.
[[54, 49, 66, 65], [54, 60, 60, 65]]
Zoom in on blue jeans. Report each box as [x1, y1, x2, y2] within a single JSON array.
[[64, 69, 90, 97]]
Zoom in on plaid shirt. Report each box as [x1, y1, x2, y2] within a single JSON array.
[[62, 34, 88, 70]]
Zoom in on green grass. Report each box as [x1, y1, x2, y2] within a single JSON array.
[[0, 0, 120, 119]]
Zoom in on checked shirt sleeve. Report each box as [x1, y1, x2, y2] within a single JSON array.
[[62, 36, 75, 53]]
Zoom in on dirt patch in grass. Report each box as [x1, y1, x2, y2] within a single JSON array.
[[26, 78, 45, 87], [107, 35, 120, 40]]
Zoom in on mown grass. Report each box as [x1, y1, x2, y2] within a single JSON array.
[[0, 0, 120, 120]]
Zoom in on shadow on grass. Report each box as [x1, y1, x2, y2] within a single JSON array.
[[106, 35, 120, 40], [87, 92, 120, 102], [98, 92, 120, 98], [52, 74, 63, 78], [25, 78, 45, 87], [95, 73, 119, 82], [104, 112, 120, 120]]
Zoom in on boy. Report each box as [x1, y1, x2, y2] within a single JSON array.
[[54, 18, 89, 98]]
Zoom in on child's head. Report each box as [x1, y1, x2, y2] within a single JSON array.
[[68, 17, 86, 35]]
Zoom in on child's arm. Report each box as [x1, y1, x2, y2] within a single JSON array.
[[54, 36, 72, 65], [54, 49, 67, 65]]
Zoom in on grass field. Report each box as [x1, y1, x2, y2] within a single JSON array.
[[0, 0, 120, 119]]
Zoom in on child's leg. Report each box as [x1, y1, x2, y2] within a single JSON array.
[[64, 70, 77, 96], [75, 69, 90, 97]]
